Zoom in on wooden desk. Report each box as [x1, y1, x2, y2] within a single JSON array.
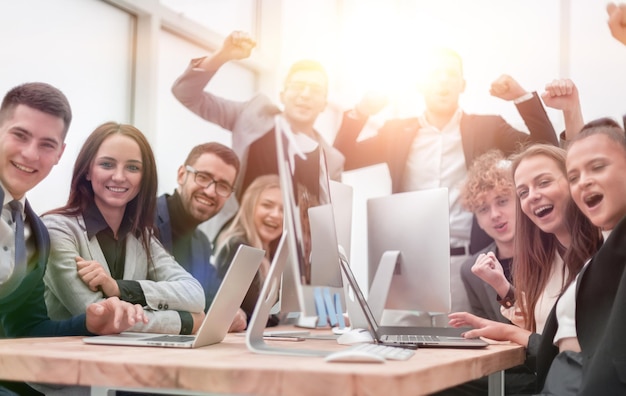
[[0, 334, 524, 396]]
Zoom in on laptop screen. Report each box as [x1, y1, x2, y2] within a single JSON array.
[[338, 253, 381, 334]]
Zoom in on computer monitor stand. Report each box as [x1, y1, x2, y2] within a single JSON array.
[[246, 234, 332, 357], [368, 251, 446, 328], [340, 250, 398, 329], [367, 250, 400, 323]]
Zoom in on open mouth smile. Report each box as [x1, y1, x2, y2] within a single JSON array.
[[534, 205, 553, 218]]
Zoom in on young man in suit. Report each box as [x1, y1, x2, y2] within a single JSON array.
[[0, 82, 147, 395], [155, 142, 246, 331], [171, 30, 345, 241], [458, 150, 516, 325], [333, 50, 558, 319]]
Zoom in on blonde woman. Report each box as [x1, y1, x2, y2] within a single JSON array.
[[214, 174, 283, 325]]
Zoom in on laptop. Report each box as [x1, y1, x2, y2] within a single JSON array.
[[83, 244, 265, 348], [339, 254, 488, 348]]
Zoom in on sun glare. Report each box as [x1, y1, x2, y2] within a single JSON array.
[[335, 3, 468, 116]]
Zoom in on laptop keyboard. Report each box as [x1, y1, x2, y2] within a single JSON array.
[[348, 343, 415, 360], [143, 335, 196, 343], [381, 334, 440, 344]]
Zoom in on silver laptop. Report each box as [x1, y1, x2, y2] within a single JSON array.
[[83, 244, 265, 348], [339, 253, 488, 349]]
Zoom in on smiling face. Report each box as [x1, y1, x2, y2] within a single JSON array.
[[280, 69, 328, 133], [567, 134, 626, 231], [253, 186, 283, 247], [419, 50, 466, 119], [87, 134, 142, 220], [474, 190, 516, 248], [514, 154, 571, 243], [177, 152, 237, 223], [0, 104, 66, 199]]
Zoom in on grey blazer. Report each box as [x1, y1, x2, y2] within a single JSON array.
[[171, 59, 345, 238], [460, 242, 510, 324], [171, 58, 345, 184], [42, 213, 205, 334]]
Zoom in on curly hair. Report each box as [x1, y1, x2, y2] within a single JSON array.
[[461, 150, 514, 213]]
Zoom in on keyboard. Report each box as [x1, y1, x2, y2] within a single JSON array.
[[381, 334, 439, 344], [348, 343, 415, 361], [143, 335, 196, 343]]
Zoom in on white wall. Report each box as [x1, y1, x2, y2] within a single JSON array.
[[0, 0, 134, 213], [155, 30, 256, 196]]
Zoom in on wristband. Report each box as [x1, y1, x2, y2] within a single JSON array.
[[513, 92, 534, 104], [497, 286, 516, 308]]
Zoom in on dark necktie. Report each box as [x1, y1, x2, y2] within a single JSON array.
[[9, 200, 26, 272], [0, 200, 27, 297]]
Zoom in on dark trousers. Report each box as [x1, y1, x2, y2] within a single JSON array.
[[0, 382, 43, 396]]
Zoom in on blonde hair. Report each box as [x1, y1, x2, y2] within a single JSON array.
[[216, 174, 281, 253]]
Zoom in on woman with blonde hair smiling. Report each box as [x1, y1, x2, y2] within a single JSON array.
[[215, 174, 283, 326]]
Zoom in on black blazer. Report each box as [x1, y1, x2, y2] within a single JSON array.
[[333, 93, 558, 253], [535, 216, 626, 394], [154, 194, 221, 312], [0, 188, 88, 337], [577, 216, 626, 394]]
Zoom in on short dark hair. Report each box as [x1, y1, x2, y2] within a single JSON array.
[[184, 142, 240, 174], [0, 82, 72, 139], [284, 59, 328, 87], [568, 117, 626, 152]]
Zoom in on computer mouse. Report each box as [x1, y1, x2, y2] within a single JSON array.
[[325, 349, 385, 363], [331, 326, 352, 335], [336, 328, 374, 345]]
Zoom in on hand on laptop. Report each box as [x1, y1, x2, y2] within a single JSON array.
[[448, 312, 511, 340], [448, 312, 532, 347], [86, 297, 148, 334]]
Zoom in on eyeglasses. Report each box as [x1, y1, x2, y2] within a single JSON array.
[[185, 165, 234, 197], [285, 82, 327, 98]]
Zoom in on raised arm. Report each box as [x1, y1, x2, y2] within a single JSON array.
[[195, 30, 256, 72], [171, 31, 258, 131], [607, 3, 626, 45], [541, 78, 584, 141], [490, 74, 558, 147], [333, 91, 390, 171], [471, 252, 512, 300]]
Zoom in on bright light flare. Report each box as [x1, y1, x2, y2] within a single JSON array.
[[335, 4, 469, 116]]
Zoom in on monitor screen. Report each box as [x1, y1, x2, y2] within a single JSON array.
[[274, 116, 343, 318], [367, 188, 451, 314]]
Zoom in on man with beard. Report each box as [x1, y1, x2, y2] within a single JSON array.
[[154, 142, 246, 331]]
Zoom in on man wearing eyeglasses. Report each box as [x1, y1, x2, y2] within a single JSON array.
[[171, 30, 344, 241], [154, 142, 245, 330]]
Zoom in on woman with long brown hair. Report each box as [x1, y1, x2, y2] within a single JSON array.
[[449, 144, 601, 344], [42, 122, 205, 335]]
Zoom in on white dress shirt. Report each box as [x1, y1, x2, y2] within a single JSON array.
[[402, 108, 472, 248]]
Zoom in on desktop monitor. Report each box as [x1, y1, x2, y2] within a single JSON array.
[[273, 119, 343, 318], [367, 188, 451, 314], [247, 116, 345, 356]]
